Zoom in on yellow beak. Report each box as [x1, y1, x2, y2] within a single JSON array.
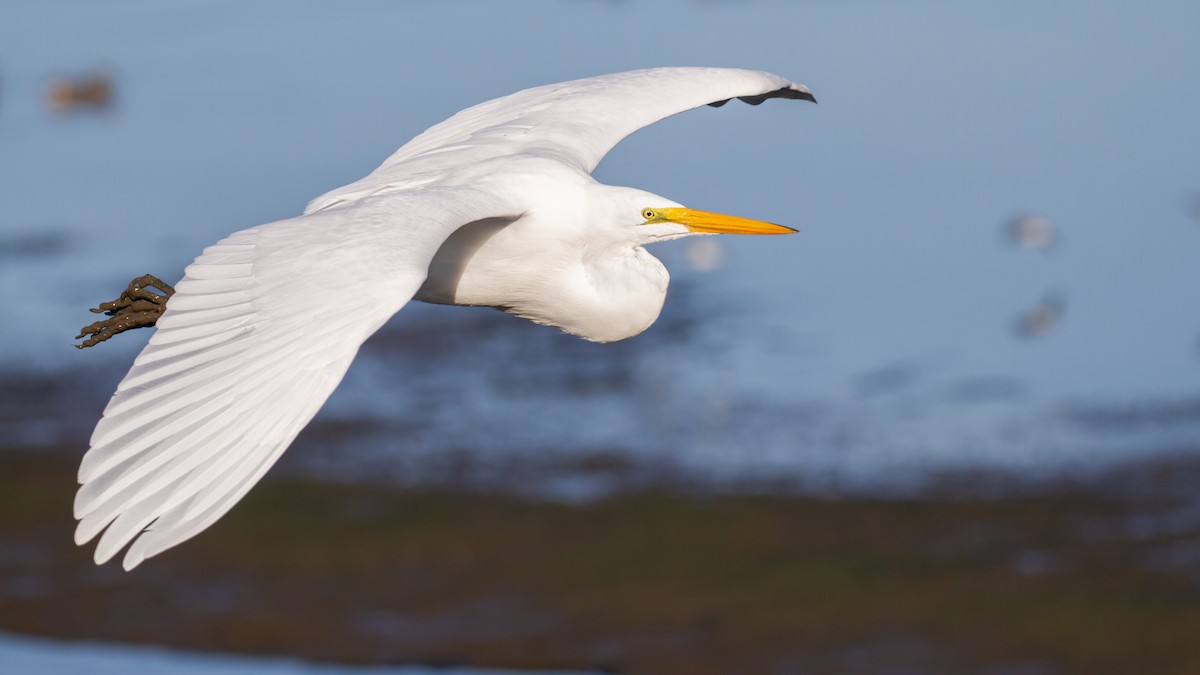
[[657, 207, 797, 235]]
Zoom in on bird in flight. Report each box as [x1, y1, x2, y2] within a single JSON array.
[[73, 67, 816, 569]]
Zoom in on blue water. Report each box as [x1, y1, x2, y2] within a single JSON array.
[[2, 1, 1199, 489], [0, 631, 596, 675]]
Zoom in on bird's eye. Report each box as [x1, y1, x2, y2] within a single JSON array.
[[642, 209, 656, 220]]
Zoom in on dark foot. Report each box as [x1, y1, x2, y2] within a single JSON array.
[[76, 274, 175, 349]]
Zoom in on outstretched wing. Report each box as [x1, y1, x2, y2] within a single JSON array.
[[306, 67, 814, 213], [75, 187, 519, 570]]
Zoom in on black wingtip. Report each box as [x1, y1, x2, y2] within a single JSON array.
[[709, 86, 815, 108], [780, 87, 817, 104]]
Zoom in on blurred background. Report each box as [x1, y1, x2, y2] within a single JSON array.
[[1, 1, 1199, 674]]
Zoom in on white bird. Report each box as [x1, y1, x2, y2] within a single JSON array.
[[74, 67, 815, 569]]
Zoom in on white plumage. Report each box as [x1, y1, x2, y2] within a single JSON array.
[[75, 67, 815, 569]]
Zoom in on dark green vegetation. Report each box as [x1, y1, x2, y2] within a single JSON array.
[[2, 451, 1199, 674]]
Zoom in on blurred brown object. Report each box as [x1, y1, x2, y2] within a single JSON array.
[[1002, 213, 1058, 252], [1014, 291, 1066, 339], [46, 71, 112, 112]]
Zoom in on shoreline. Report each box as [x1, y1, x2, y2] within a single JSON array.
[[3, 449, 1199, 674]]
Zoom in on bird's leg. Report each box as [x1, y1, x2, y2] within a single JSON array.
[[75, 274, 175, 349]]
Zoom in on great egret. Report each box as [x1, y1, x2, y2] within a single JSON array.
[[74, 67, 815, 569]]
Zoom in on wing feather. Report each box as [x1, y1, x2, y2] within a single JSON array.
[[134, 330, 245, 365], [185, 263, 253, 279], [122, 442, 283, 568], [76, 187, 519, 569], [306, 67, 814, 213], [119, 333, 255, 389]]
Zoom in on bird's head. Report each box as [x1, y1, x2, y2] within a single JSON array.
[[637, 205, 797, 242], [608, 188, 797, 245]]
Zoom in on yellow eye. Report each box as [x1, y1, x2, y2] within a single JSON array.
[[642, 209, 656, 220]]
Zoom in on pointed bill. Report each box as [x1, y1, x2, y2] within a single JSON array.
[[658, 207, 797, 235]]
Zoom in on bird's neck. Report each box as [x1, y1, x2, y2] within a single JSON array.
[[560, 245, 669, 343], [416, 180, 672, 342]]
